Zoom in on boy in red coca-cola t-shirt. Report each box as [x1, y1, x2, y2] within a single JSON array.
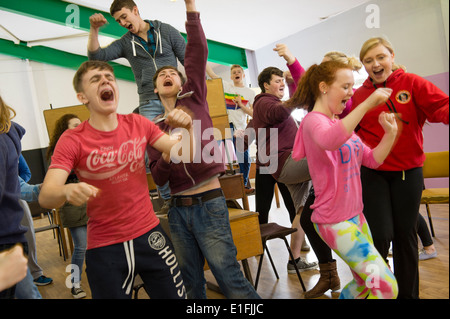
[[39, 59, 194, 299]]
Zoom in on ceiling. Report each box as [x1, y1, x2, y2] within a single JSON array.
[[0, 0, 370, 75], [67, 0, 371, 50]]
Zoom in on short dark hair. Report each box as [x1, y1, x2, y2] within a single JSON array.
[[110, 0, 137, 16], [73, 61, 114, 93], [152, 66, 186, 99], [257, 67, 284, 93]]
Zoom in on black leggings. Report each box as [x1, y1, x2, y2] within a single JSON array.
[[300, 188, 335, 264], [417, 213, 433, 247], [255, 168, 334, 265], [360, 166, 422, 299], [255, 168, 296, 224]]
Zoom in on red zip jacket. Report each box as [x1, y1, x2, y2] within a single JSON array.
[[352, 69, 449, 171], [147, 11, 224, 194]]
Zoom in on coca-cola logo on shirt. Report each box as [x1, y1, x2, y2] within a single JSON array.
[[78, 137, 146, 180]]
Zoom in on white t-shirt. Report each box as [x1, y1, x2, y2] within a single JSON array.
[[222, 81, 255, 131]]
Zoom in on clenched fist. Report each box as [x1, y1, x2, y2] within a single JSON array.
[[89, 13, 108, 30], [165, 108, 193, 131]]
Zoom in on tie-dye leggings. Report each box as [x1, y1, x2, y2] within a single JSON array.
[[314, 213, 398, 299]]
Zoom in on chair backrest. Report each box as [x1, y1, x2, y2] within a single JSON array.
[[423, 151, 449, 179], [219, 173, 250, 210], [27, 200, 52, 218]]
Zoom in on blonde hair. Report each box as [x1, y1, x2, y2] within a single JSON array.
[[230, 64, 244, 72], [324, 51, 362, 71], [359, 37, 406, 71], [0, 95, 16, 134]]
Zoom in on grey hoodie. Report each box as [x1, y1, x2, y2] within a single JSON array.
[[88, 20, 186, 106]]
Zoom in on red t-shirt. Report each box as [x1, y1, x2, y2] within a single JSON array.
[[50, 113, 164, 249]]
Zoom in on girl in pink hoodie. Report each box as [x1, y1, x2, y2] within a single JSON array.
[[287, 60, 399, 299]]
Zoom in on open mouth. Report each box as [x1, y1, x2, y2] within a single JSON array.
[[163, 79, 173, 87], [373, 69, 384, 77], [100, 88, 114, 102]]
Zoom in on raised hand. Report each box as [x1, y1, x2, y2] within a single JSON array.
[[274, 44, 296, 65], [366, 87, 393, 109], [378, 111, 398, 136], [89, 13, 108, 30], [185, 0, 197, 12]]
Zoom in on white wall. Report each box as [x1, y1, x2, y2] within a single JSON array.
[[252, 0, 448, 80], [0, 54, 139, 151], [249, 0, 449, 187]]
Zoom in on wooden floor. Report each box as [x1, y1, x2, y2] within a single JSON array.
[[32, 195, 448, 300]]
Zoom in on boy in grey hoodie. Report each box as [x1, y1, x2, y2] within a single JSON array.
[[88, 0, 186, 121]]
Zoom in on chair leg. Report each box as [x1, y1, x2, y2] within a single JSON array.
[[264, 245, 279, 280], [255, 240, 286, 290], [254, 243, 266, 290], [241, 259, 254, 286], [282, 237, 306, 292], [56, 226, 66, 261], [47, 211, 56, 239], [425, 204, 435, 237]]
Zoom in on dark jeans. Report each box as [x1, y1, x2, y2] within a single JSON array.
[[168, 194, 260, 299], [360, 166, 422, 299]]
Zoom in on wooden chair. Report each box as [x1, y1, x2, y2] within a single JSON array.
[[219, 173, 250, 210], [29, 201, 66, 261], [217, 173, 263, 286], [421, 151, 449, 237], [254, 223, 306, 292], [220, 173, 306, 292]]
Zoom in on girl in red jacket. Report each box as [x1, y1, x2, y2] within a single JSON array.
[[352, 37, 449, 299]]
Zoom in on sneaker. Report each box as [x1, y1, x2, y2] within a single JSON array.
[[71, 286, 87, 299], [419, 248, 437, 261], [33, 275, 53, 286], [287, 257, 318, 273]]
